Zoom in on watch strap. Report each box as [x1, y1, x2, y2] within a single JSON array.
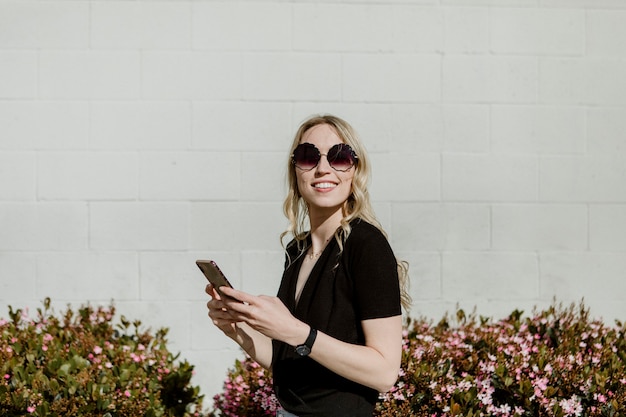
[[295, 327, 317, 356]]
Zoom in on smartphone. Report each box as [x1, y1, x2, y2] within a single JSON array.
[[196, 260, 236, 300]]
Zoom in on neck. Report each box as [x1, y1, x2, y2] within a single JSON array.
[[308, 208, 343, 252]]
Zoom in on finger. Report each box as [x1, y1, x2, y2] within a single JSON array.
[[207, 298, 219, 309], [219, 286, 254, 304], [208, 307, 235, 321], [208, 297, 233, 313], [221, 299, 251, 317], [205, 283, 214, 297], [206, 284, 223, 300], [208, 304, 243, 323], [210, 315, 239, 331]]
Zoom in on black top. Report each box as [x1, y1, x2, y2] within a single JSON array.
[[272, 219, 402, 417]]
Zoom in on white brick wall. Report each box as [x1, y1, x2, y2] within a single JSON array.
[[1, 0, 626, 403]]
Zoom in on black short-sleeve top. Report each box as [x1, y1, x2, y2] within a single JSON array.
[[272, 219, 402, 417]]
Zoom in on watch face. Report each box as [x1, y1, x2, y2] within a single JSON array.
[[295, 345, 311, 356]]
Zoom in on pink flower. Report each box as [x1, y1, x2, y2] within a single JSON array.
[[93, 345, 103, 355], [27, 406, 36, 413], [124, 390, 131, 397], [559, 396, 583, 416], [534, 377, 548, 391], [392, 391, 405, 401]]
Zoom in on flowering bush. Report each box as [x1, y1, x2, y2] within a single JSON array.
[[209, 358, 277, 417], [378, 302, 626, 416], [0, 298, 205, 416], [210, 302, 626, 416]]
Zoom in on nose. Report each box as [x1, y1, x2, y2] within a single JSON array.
[[315, 153, 332, 173]]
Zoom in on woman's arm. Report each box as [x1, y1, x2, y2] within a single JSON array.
[[229, 322, 274, 370], [219, 286, 402, 393], [206, 284, 273, 369], [307, 315, 402, 393]]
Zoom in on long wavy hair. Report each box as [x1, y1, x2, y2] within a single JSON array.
[[281, 114, 411, 311]]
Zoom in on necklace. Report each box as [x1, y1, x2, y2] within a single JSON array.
[[307, 249, 323, 260], [306, 236, 332, 260]]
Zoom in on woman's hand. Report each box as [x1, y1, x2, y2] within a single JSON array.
[[205, 283, 240, 340], [218, 286, 309, 347], [205, 284, 275, 369]]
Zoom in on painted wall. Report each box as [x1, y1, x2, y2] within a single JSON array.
[[1, 0, 626, 401]]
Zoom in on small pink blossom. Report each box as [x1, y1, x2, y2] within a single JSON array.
[[392, 391, 405, 401], [559, 396, 583, 416]]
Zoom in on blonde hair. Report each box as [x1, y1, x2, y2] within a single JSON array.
[[281, 114, 411, 311]]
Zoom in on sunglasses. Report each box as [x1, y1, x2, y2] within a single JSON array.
[[292, 142, 358, 172]]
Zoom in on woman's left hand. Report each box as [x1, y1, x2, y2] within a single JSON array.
[[219, 286, 309, 346]]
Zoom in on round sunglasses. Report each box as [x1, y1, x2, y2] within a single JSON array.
[[292, 142, 358, 172]]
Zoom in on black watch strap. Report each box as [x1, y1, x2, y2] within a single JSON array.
[[295, 327, 317, 357]]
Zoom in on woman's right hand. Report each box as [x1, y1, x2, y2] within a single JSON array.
[[206, 283, 240, 340]]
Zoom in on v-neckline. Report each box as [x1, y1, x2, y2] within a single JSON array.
[[292, 238, 334, 310], [294, 256, 316, 306]]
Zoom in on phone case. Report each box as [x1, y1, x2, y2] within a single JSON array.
[[196, 260, 234, 295]]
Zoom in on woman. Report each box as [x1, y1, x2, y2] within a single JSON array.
[[206, 114, 410, 417]]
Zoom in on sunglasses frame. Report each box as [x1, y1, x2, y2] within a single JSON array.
[[292, 142, 358, 172]]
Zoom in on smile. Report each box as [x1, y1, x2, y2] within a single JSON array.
[[313, 182, 337, 189]]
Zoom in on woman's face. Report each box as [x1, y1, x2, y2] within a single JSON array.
[[295, 123, 355, 216]]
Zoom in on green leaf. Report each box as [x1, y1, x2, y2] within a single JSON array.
[[58, 363, 71, 377], [119, 368, 130, 383], [49, 378, 59, 391]]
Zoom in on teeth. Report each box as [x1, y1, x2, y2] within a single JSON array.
[[314, 182, 336, 189]]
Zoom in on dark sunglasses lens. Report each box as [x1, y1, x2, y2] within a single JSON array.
[[328, 144, 356, 171], [293, 144, 320, 170]]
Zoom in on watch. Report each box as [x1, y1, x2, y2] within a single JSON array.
[[295, 327, 317, 357]]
